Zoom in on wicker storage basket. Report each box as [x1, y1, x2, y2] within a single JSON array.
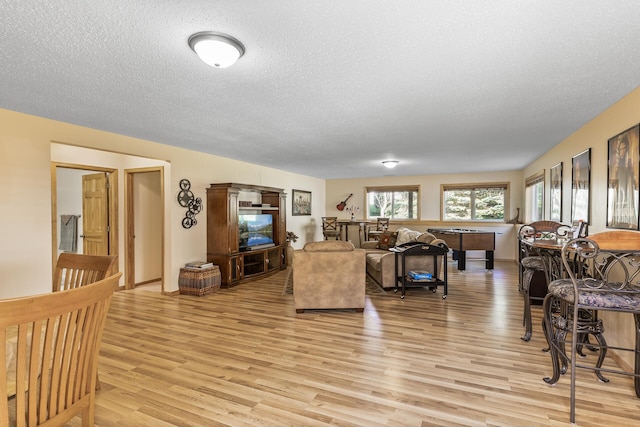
[[178, 266, 221, 296]]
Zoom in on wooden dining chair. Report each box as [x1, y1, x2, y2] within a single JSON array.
[[367, 217, 390, 241], [321, 217, 341, 240], [1, 272, 120, 427], [53, 253, 118, 392], [53, 253, 117, 292]]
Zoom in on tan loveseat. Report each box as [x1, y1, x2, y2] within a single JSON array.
[[292, 240, 366, 313], [361, 227, 448, 290]]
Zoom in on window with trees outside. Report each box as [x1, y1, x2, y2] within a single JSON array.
[[442, 183, 508, 221], [366, 186, 419, 220]]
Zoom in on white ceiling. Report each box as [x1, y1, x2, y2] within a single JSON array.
[[1, 1, 640, 179]]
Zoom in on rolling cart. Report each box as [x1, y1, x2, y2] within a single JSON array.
[[391, 241, 449, 299]]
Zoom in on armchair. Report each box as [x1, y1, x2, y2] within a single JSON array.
[[292, 240, 365, 312]]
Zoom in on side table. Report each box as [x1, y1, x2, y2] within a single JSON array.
[[391, 242, 449, 299], [178, 266, 221, 296]]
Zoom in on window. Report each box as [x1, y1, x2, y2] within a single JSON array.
[[442, 183, 508, 221], [366, 186, 419, 220], [524, 171, 544, 223]]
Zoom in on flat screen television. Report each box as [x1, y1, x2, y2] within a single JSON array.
[[238, 214, 274, 250]]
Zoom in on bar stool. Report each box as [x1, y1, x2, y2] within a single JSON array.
[[543, 231, 640, 423], [321, 217, 340, 240], [518, 221, 571, 341], [367, 217, 389, 241]]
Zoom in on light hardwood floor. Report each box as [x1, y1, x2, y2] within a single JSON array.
[[69, 259, 640, 426]]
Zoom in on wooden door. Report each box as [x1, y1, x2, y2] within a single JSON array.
[[82, 172, 110, 255]]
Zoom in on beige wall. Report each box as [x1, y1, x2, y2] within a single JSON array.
[[51, 143, 171, 288], [523, 86, 640, 370], [0, 108, 324, 298], [523, 87, 640, 231], [326, 171, 524, 260], [0, 131, 52, 297]]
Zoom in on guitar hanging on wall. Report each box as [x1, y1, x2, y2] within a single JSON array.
[[336, 193, 353, 211]]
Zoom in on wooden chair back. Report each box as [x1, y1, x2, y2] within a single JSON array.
[[374, 218, 390, 232], [518, 221, 571, 240], [53, 253, 117, 292], [0, 273, 120, 427], [321, 217, 341, 240], [322, 217, 338, 232], [367, 217, 390, 241], [518, 221, 571, 258]]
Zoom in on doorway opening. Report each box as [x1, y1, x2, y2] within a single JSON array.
[[125, 167, 164, 293], [51, 143, 169, 294], [51, 164, 119, 277]]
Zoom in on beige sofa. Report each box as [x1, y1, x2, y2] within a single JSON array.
[[361, 227, 448, 290], [292, 240, 366, 313]]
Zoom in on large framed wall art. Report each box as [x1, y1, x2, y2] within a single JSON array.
[[292, 189, 312, 216], [607, 124, 640, 230], [571, 149, 590, 224], [550, 162, 563, 222]]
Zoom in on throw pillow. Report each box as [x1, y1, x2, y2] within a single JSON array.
[[377, 231, 398, 250], [395, 227, 422, 245], [394, 227, 411, 245]]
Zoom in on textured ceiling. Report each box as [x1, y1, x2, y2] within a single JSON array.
[[1, 1, 640, 179]]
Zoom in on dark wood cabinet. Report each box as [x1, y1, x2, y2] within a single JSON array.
[[206, 183, 287, 287]]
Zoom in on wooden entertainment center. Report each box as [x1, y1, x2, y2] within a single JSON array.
[[206, 183, 287, 287]]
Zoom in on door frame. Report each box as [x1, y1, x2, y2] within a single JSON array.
[[51, 162, 119, 277], [125, 167, 165, 292]]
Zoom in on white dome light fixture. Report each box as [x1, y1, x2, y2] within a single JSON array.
[[188, 31, 245, 68], [382, 160, 399, 169]]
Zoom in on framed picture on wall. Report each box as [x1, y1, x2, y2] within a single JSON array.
[[571, 149, 590, 224], [292, 189, 311, 216], [550, 162, 563, 222], [607, 124, 640, 230]]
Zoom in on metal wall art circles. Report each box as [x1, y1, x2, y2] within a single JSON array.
[[178, 179, 202, 228]]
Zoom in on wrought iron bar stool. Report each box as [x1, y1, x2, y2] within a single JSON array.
[[543, 231, 640, 423], [518, 221, 571, 341]]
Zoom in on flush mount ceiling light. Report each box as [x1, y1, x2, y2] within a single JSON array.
[[382, 160, 399, 169], [188, 31, 245, 68]]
